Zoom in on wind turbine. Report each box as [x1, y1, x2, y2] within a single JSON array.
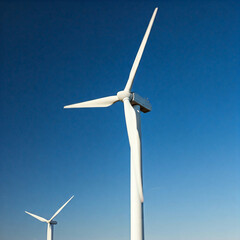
[[64, 8, 158, 240], [25, 195, 74, 240]]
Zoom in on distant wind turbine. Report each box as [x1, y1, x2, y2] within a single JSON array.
[[64, 8, 158, 240], [25, 195, 74, 240]]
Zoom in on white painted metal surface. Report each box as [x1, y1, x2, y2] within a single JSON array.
[[25, 195, 74, 240], [124, 7, 158, 92], [64, 8, 158, 240], [47, 223, 53, 240], [124, 103, 144, 240]]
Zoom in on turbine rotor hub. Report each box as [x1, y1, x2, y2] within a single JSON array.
[[117, 91, 132, 101]]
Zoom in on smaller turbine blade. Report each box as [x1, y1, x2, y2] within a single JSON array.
[[25, 211, 48, 223], [49, 195, 74, 222], [124, 8, 158, 92], [64, 96, 119, 109]]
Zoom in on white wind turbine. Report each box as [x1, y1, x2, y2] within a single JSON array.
[[64, 8, 158, 240], [25, 195, 74, 240]]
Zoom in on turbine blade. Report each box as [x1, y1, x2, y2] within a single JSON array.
[[25, 211, 48, 223], [124, 8, 158, 92], [123, 100, 144, 202], [64, 96, 119, 109], [49, 195, 74, 222]]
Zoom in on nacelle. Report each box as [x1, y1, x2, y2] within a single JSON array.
[[131, 93, 152, 113], [50, 221, 57, 225]]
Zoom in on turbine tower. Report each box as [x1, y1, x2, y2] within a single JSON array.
[[64, 8, 158, 240], [25, 195, 74, 240]]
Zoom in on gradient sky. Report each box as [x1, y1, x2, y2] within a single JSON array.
[[0, 1, 239, 240]]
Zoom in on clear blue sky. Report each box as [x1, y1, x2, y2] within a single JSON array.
[[0, 1, 239, 240]]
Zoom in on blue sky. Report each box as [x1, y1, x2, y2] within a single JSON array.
[[0, 1, 239, 240]]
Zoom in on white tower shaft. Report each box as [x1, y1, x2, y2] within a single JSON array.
[[123, 102, 144, 240], [47, 223, 53, 240], [131, 105, 143, 240]]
